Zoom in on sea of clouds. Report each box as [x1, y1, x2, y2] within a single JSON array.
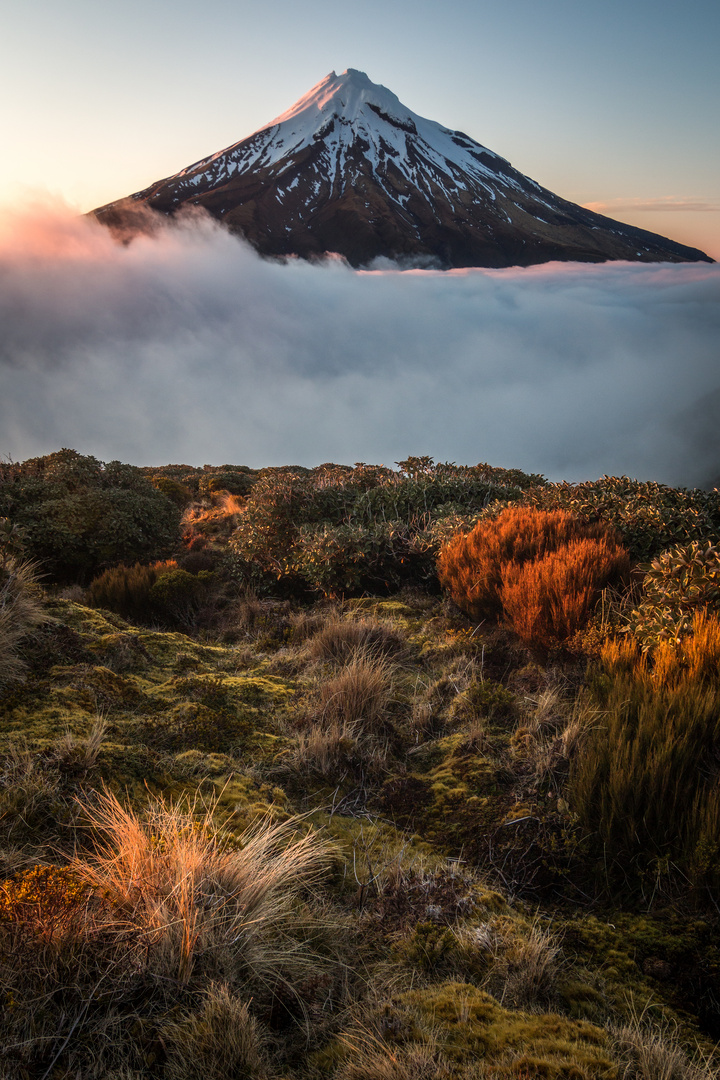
[[1, 199, 718, 487]]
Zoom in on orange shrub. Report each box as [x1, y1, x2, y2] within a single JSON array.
[[501, 536, 630, 654], [437, 507, 629, 653]]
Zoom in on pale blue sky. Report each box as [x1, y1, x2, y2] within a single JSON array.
[[2, 0, 719, 256]]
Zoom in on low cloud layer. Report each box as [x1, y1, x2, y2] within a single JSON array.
[[584, 197, 720, 214], [1, 200, 719, 487]]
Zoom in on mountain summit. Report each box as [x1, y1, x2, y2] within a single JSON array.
[[93, 69, 711, 268]]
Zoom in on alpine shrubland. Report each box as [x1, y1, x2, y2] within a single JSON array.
[[0, 451, 718, 1079]]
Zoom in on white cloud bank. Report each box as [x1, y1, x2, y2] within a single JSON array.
[[1, 200, 719, 487]]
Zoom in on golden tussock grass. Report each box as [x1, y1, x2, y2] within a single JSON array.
[[600, 611, 720, 691], [571, 618, 720, 889], [74, 788, 335, 987]]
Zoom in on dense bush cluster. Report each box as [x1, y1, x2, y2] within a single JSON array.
[[520, 475, 720, 561], [87, 560, 214, 626], [228, 459, 543, 596], [0, 449, 181, 582]]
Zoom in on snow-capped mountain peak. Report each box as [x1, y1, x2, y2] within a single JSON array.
[[260, 69, 407, 131], [93, 70, 712, 268]]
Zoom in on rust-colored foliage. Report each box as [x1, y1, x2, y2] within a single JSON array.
[[437, 508, 629, 653], [0, 865, 103, 946]]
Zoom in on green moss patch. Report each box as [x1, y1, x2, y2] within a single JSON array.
[[400, 982, 615, 1076]]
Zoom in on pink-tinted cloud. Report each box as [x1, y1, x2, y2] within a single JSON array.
[[584, 197, 720, 214]]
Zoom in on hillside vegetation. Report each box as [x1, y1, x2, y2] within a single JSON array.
[[1, 450, 719, 1079]]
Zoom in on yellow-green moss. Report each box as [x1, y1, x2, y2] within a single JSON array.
[[400, 982, 615, 1076]]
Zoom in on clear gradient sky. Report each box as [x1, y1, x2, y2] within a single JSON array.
[[1, 0, 719, 258]]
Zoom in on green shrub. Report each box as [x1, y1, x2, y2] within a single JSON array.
[[87, 561, 212, 626], [227, 460, 531, 597], [0, 449, 181, 582], [523, 476, 720, 562], [87, 560, 172, 622], [291, 521, 432, 596], [149, 568, 212, 625], [149, 475, 194, 507], [627, 540, 720, 649], [198, 471, 255, 498]]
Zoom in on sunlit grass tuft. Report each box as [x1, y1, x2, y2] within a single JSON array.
[[75, 788, 335, 986]]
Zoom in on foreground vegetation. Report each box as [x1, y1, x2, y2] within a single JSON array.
[[1, 449, 719, 1079]]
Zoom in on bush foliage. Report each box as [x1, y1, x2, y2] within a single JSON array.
[[228, 459, 543, 596], [0, 449, 181, 582], [87, 560, 213, 626], [627, 540, 720, 649], [522, 475, 720, 562]]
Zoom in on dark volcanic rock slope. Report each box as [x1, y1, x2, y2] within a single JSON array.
[[94, 69, 712, 268]]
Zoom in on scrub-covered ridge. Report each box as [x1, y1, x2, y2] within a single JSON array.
[[1, 449, 719, 1078]]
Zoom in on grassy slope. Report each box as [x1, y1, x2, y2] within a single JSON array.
[[1, 585, 718, 1077]]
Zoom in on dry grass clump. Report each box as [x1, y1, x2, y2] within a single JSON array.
[[0, 557, 47, 684], [318, 648, 394, 733], [75, 788, 335, 987], [437, 507, 629, 655], [51, 716, 108, 774], [162, 983, 270, 1080], [289, 608, 332, 642], [282, 650, 395, 779], [336, 1033, 454, 1079], [610, 1011, 717, 1080], [456, 917, 563, 1009], [308, 615, 406, 663], [510, 687, 601, 788], [224, 592, 293, 649], [285, 718, 365, 780]]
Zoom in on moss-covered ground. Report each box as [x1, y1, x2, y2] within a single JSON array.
[[1, 579, 718, 1079]]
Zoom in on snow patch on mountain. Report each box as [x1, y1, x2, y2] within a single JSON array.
[[162, 69, 519, 211]]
